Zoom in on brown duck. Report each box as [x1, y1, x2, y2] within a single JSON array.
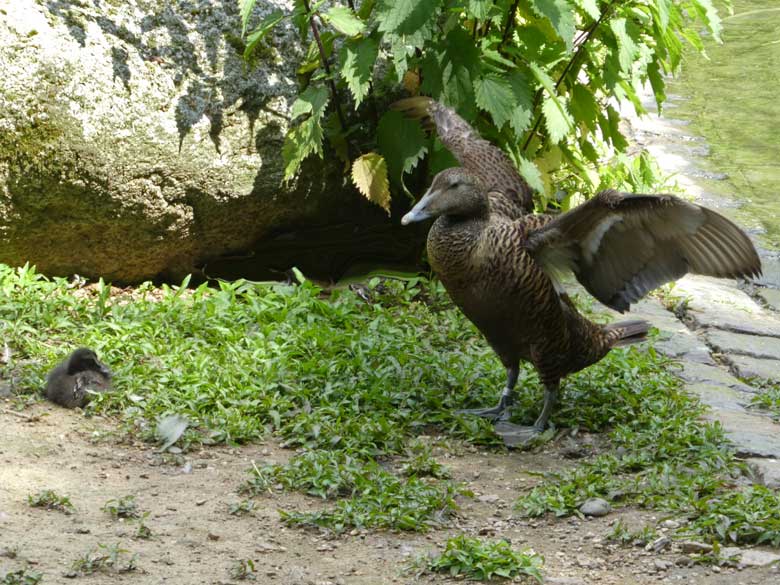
[[399, 101, 762, 447]]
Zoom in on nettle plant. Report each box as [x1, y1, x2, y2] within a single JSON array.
[[240, 0, 725, 212]]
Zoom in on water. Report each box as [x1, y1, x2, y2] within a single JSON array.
[[666, 1, 780, 256]]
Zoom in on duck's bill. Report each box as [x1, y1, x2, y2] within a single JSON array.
[[98, 363, 113, 379], [401, 190, 437, 225]]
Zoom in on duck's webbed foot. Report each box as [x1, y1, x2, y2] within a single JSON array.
[[493, 422, 545, 447], [456, 387, 513, 420], [456, 366, 519, 420], [493, 381, 559, 449]]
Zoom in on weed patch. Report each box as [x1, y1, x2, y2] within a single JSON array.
[[1, 570, 42, 585], [27, 489, 74, 514], [244, 450, 463, 533], [420, 535, 543, 581], [68, 543, 137, 576]]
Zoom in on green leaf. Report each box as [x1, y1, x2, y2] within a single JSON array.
[[508, 71, 534, 134], [282, 116, 325, 181], [517, 156, 544, 194], [290, 85, 330, 121], [468, 0, 493, 20], [283, 86, 330, 181], [324, 6, 364, 36], [243, 9, 285, 60], [529, 0, 576, 50], [691, 0, 722, 42], [542, 97, 573, 144], [376, 111, 427, 186], [239, 0, 256, 36], [528, 61, 557, 97], [474, 74, 514, 129], [569, 84, 599, 132], [647, 61, 666, 113], [352, 153, 391, 214], [574, 0, 599, 20], [529, 62, 572, 140], [609, 17, 640, 73], [376, 0, 440, 35], [340, 37, 379, 107]]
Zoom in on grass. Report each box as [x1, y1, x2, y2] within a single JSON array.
[[27, 489, 74, 514], [514, 348, 780, 547], [421, 535, 543, 581], [751, 385, 780, 419], [243, 450, 464, 533], [2, 263, 780, 544]]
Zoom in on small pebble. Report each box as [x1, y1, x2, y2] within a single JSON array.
[[579, 497, 611, 517]]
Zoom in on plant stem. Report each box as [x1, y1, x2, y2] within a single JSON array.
[[502, 0, 521, 45], [521, 6, 613, 154], [303, 0, 348, 132]]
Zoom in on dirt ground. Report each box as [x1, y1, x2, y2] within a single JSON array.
[[1, 404, 778, 585]]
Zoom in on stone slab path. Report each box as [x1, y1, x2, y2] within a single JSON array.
[[585, 275, 780, 488], [611, 87, 780, 489]]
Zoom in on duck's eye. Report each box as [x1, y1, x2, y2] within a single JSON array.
[[450, 181, 460, 189]]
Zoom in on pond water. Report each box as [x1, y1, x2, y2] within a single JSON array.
[[665, 1, 780, 264]]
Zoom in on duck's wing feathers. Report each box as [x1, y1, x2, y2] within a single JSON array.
[[525, 189, 762, 312], [392, 96, 534, 213]]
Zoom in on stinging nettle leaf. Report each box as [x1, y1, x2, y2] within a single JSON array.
[[243, 9, 285, 61], [468, 0, 493, 20], [574, 0, 600, 20], [290, 85, 330, 121], [609, 17, 640, 73], [542, 97, 574, 144], [530, 0, 576, 50], [377, 0, 441, 36], [508, 71, 534, 134], [352, 153, 391, 214], [516, 156, 545, 194], [239, 0, 256, 36], [474, 73, 515, 129], [324, 6, 365, 37], [376, 111, 427, 186], [340, 37, 379, 107]]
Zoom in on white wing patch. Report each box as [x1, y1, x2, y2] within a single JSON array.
[[581, 214, 623, 263]]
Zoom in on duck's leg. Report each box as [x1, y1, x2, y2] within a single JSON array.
[[456, 366, 518, 419], [494, 380, 559, 448]]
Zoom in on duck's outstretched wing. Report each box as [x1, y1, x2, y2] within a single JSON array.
[[524, 189, 762, 312], [391, 96, 534, 214]]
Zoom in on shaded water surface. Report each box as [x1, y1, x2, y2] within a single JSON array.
[[666, 1, 780, 256]]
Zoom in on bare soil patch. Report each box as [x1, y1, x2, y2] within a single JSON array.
[[1, 405, 777, 584]]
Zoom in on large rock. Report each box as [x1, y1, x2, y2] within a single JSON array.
[[0, 0, 401, 282]]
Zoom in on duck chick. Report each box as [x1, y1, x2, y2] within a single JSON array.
[[402, 168, 761, 447], [45, 348, 112, 409]]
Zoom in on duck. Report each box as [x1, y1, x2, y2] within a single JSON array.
[[45, 348, 113, 409], [398, 101, 762, 447]]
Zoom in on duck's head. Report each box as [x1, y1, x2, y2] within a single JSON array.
[[67, 348, 112, 379], [401, 168, 487, 225]]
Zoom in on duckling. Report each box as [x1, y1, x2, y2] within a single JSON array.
[[45, 348, 112, 408], [392, 96, 534, 217], [402, 168, 761, 446]]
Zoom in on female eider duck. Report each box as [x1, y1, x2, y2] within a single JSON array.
[[398, 98, 762, 447]]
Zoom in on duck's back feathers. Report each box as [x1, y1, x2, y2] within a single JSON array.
[[525, 190, 762, 312], [392, 96, 534, 214]]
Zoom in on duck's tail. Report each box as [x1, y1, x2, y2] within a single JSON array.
[[604, 319, 650, 348]]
